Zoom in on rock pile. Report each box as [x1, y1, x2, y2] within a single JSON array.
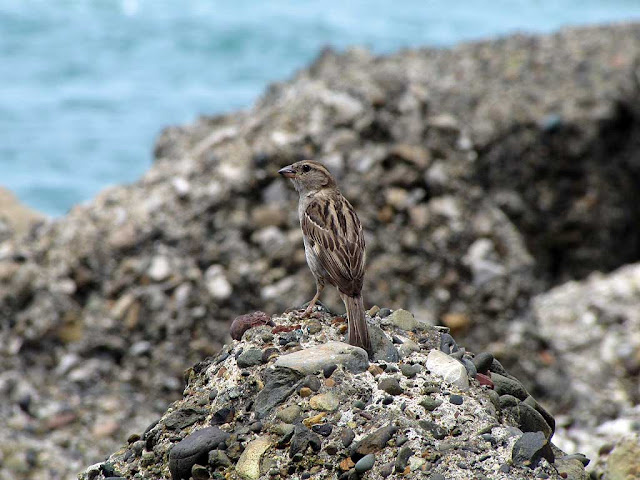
[[2, 22, 640, 479], [80, 307, 587, 480]]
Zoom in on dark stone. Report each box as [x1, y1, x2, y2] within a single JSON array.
[[558, 453, 590, 466], [396, 434, 408, 447], [382, 396, 394, 405], [471, 352, 494, 374], [378, 377, 404, 395], [191, 464, 210, 480], [379, 308, 392, 317], [254, 367, 304, 418], [394, 446, 413, 473], [355, 454, 375, 473], [380, 462, 394, 477], [492, 373, 529, 400], [511, 431, 555, 469], [400, 364, 422, 378], [230, 311, 272, 340], [249, 421, 263, 433], [449, 394, 463, 405], [211, 406, 235, 426], [323, 364, 338, 378], [523, 395, 556, 435], [430, 474, 446, 480], [460, 358, 477, 378], [302, 375, 322, 392], [489, 358, 514, 378], [353, 400, 366, 409], [420, 397, 442, 411], [419, 420, 448, 440], [341, 427, 355, 447], [369, 325, 400, 362], [237, 348, 264, 368], [350, 424, 397, 459], [164, 408, 207, 430], [289, 424, 322, 458], [504, 403, 553, 439], [169, 427, 230, 480], [439, 333, 459, 354], [208, 450, 232, 469], [499, 394, 520, 409], [324, 443, 339, 455], [312, 423, 333, 437], [261, 347, 280, 363]]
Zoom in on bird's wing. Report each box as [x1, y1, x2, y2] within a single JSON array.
[[301, 194, 365, 295]]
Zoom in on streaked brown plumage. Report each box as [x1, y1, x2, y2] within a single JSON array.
[[278, 160, 371, 353]]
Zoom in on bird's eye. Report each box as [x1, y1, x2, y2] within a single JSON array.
[[302, 164, 311, 173]]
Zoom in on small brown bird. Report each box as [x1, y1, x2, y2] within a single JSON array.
[[279, 160, 371, 353]]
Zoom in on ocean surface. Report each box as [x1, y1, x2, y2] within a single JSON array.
[[2, 1, 640, 216]]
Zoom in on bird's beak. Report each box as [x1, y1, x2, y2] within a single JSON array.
[[278, 165, 296, 178]]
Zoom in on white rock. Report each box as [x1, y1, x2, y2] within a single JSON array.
[[275, 341, 369, 374], [148, 255, 171, 282], [236, 436, 272, 480], [205, 265, 232, 300], [426, 349, 469, 390]]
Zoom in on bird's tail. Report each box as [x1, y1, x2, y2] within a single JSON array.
[[342, 294, 371, 354]]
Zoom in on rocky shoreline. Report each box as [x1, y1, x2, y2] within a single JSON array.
[[2, 22, 640, 479], [79, 308, 586, 480]]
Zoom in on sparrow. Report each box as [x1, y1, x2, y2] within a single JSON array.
[[278, 160, 371, 353]]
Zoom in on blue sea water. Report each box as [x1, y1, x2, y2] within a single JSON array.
[[2, 1, 640, 216]]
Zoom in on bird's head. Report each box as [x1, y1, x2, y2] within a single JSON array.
[[278, 160, 336, 194]]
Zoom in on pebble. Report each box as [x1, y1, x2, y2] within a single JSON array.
[[420, 420, 448, 440], [351, 424, 397, 457], [299, 387, 313, 398], [395, 446, 413, 473], [236, 348, 264, 368], [208, 450, 233, 468], [312, 424, 333, 436], [378, 377, 404, 395], [439, 333, 459, 353], [449, 394, 464, 405], [355, 454, 375, 473], [369, 325, 400, 362], [511, 431, 554, 469], [471, 352, 494, 374], [274, 341, 369, 375], [276, 405, 302, 423], [388, 309, 418, 330], [323, 364, 338, 378], [379, 308, 392, 318], [236, 436, 273, 480], [426, 350, 469, 390], [168, 427, 230, 480], [420, 397, 442, 411], [261, 347, 279, 363], [310, 393, 339, 411], [460, 358, 477, 378], [341, 428, 355, 447], [253, 367, 304, 418], [505, 403, 553, 439], [491, 373, 528, 400], [191, 464, 210, 480], [430, 474, 446, 480], [400, 363, 422, 378], [289, 425, 322, 457], [164, 408, 206, 431], [380, 462, 394, 477]]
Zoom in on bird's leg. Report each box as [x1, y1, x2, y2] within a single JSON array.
[[302, 282, 324, 317]]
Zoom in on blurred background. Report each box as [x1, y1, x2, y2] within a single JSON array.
[[2, 0, 640, 216]]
